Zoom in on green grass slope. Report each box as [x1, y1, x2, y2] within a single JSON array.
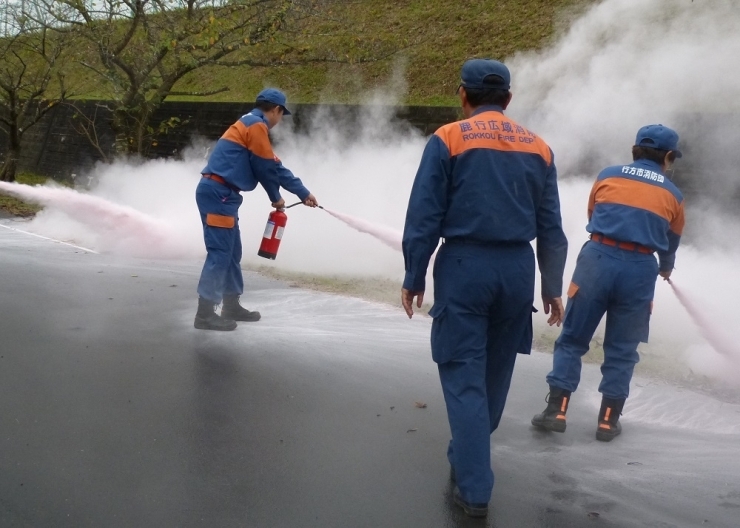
[[65, 0, 593, 105], [180, 0, 591, 104]]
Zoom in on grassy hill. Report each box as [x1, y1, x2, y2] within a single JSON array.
[[66, 0, 593, 106]]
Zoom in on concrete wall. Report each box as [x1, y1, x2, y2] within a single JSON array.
[[2, 101, 739, 213], [0, 101, 461, 180]]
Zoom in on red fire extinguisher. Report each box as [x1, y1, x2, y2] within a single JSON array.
[[258, 208, 288, 260]]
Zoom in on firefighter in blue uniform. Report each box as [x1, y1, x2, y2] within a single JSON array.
[[532, 124, 685, 441], [401, 59, 568, 518], [195, 88, 318, 331]]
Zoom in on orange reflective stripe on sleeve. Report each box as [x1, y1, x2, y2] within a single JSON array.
[[206, 213, 236, 229]]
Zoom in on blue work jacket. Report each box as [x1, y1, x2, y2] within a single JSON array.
[[587, 159, 685, 271], [201, 109, 309, 202], [402, 105, 568, 298]]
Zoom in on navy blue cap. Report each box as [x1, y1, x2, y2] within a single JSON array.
[[635, 124, 682, 158], [256, 88, 291, 115], [460, 59, 511, 90]]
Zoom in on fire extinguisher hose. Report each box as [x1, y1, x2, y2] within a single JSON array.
[[286, 201, 323, 209]]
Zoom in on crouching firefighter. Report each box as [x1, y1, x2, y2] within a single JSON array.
[[532, 124, 686, 441], [195, 88, 318, 330]]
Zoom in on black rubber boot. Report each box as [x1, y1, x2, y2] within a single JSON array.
[[453, 487, 488, 518], [596, 396, 625, 442], [531, 386, 571, 433], [221, 295, 261, 322], [194, 297, 237, 331]]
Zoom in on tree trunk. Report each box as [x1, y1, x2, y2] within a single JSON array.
[[111, 103, 156, 157], [0, 129, 21, 182], [0, 152, 19, 182]]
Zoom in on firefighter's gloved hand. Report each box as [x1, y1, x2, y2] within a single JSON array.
[[272, 198, 285, 209], [303, 194, 319, 208]]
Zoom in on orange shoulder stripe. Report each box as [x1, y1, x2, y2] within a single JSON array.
[[245, 121, 274, 159], [221, 120, 249, 147], [592, 178, 684, 232], [436, 112, 552, 165], [671, 201, 686, 235], [220, 120, 275, 159], [587, 180, 597, 220]]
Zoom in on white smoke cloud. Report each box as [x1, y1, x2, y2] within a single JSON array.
[[504, 0, 740, 380], [507, 0, 740, 191], [10, 158, 205, 258], [4, 0, 740, 381]]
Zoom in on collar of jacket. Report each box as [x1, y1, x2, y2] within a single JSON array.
[[248, 107, 269, 125], [471, 104, 505, 117], [631, 158, 665, 174]]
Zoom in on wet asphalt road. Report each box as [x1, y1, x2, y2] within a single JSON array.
[[1, 221, 739, 528]]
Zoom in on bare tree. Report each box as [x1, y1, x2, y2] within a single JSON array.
[[66, 101, 113, 163], [0, 2, 68, 182], [32, 0, 397, 157]]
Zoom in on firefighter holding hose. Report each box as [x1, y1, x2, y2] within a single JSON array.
[[194, 88, 318, 331], [531, 124, 685, 441]]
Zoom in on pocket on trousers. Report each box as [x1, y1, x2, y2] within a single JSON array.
[[429, 303, 446, 319], [429, 303, 450, 364], [567, 281, 579, 298], [206, 213, 236, 229], [517, 312, 534, 355]]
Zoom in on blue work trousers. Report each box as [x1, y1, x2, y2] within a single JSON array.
[[547, 241, 658, 399], [196, 178, 244, 303], [430, 241, 535, 505]]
